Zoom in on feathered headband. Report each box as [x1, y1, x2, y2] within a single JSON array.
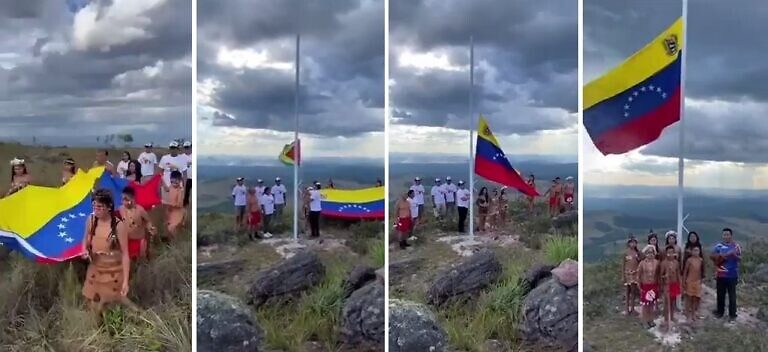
[[10, 158, 25, 166]]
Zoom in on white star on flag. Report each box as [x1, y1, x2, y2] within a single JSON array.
[[79, 213, 86, 217], [69, 214, 76, 219], [59, 232, 67, 238], [57, 224, 66, 229], [641, 86, 646, 91], [65, 237, 74, 243], [61, 218, 69, 223]]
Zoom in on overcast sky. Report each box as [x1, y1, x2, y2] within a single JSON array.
[[389, 0, 577, 161], [0, 0, 191, 146], [584, 0, 768, 190], [197, 0, 384, 160]]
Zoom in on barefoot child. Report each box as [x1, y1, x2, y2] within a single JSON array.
[[395, 192, 413, 249], [163, 171, 186, 239], [683, 246, 704, 322], [660, 245, 681, 331], [246, 188, 262, 240], [622, 235, 640, 315], [638, 245, 660, 329], [119, 187, 156, 260]]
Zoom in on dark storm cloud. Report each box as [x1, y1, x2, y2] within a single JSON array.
[[0, 0, 191, 144], [586, 0, 768, 163], [390, 0, 577, 135], [198, 0, 384, 137]]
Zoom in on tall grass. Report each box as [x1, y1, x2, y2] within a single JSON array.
[[368, 240, 385, 268], [543, 236, 578, 264]]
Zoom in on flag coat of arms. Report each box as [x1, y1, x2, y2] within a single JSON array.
[[474, 116, 539, 197], [279, 139, 300, 166], [584, 18, 683, 155]]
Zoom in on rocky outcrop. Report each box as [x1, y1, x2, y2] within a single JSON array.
[[389, 299, 448, 352], [247, 251, 325, 307], [752, 263, 768, 283], [426, 250, 502, 306], [521, 260, 579, 351], [197, 259, 245, 283], [340, 282, 385, 351], [519, 263, 555, 295], [197, 290, 263, 352], [342, 265, 377, 298], [552, 210, 577, 230]]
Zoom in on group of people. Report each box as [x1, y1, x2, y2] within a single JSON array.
[[393, 174, 575, 249], [622, 229, 742, 332], [4, 141, 193, 315]]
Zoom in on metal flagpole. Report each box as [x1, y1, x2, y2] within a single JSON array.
[[676, 0, 687, 248], [468, 36, 475, 239], [293, 34, 300, 241]]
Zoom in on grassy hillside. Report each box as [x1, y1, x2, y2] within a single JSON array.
[[0, 144, 191, 351]]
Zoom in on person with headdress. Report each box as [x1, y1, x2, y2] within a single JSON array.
[[62, 158, 77, 185], [660, 244, 682, 331], [498, 187, 510, 227], [7, 157, 32, 197], [81, 189, 130, 314], [525, 174, 536, 214], [164, 170, 186, 239], [646, 231, 661, 260], [622, 234, 640, 316], [564, 176, 576, 210], [638, 244, 660, 329]]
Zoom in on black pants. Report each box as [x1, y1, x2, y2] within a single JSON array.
[[309, 211, 321, 237], [262, 213, 272, 234], [716, 277, 738, 318], [184, 179, 192, 207], [458, 206, 468, 233]]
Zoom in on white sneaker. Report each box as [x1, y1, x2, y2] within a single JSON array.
[[263, 232, 273, 238]]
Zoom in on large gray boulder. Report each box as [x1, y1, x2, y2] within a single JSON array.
[[197, 290, 263, 352], [340, 282, 385, 351], [519, 263, 555, 295], [342, 265, 377, 298], [521, 261, 578, 351], [426, 250, 502, 306], [198, 259, 245, 283], [247, 251, 325, 307], [389, 299, 448, 352], [552, 210, 577, 230]]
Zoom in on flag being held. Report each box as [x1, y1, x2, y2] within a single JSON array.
[[474, 116, 539, 197], [584, 18, 683, 155], [279, 139, 300, 166]]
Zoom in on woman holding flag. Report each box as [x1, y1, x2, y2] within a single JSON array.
[[7, 157, 33, 197]]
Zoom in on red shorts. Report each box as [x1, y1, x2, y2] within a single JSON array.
[[128, 238, 145, 259], [667, 282, 681, 299], [248, 211, 261, 226], [396, 217, 412, 233], [640, 283, 658, 305], [564, 193, 574, 204], [549, 197, 559, 206]]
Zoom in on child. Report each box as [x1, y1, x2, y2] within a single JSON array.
[[246, 188, 262, 240], [164, 171, 186, 239], [660, 245, 681, 331], [119, 187, 156, 260], [683, 246, 704, 322], [622, 235, 640, 316], [638, 245, 660, 329]]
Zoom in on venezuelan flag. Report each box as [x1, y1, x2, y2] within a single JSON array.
[[584, 18, 683, 155], [0, 167, 104, 262], [279, 140, 300, 166], [320, 187, 384, 220], [475, 116, 539, 197]]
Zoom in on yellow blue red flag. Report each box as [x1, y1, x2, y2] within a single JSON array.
[[319, 187, 384, 219], [475, 116, 539, 197]]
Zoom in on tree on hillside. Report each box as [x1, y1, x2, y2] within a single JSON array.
[[118, 134, 134, 147]]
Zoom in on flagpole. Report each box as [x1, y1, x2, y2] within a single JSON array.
[[468, 36, 475, 239], [676, 0, 687, 248], [293, 34, 300, 241]]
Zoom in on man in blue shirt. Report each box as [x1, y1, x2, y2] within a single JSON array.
[[710, 228, 741, 320]]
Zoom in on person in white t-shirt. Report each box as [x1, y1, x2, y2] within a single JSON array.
[[138, 143, 158, 183], [409, 177, 425, 223], [431, 178, 447, 219], [232, 177, 247, 231], [181, 141, 193, 207], [159, 141, 189, 204], [261, 186, 276, 237], [272, 177, 287, 220], [254, 179, 266, 198], [456, 181, 471, 234], [116, 151, 132, 179], [308, 183, 323, 238], [407, 189, 419, 237], [444, 176, 458, 220]]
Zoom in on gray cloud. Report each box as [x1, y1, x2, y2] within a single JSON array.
[[198, 0, 384, 137], [390, 0, 577, 135], [0, 0, 191, 144], [586, 0, 768, 163]]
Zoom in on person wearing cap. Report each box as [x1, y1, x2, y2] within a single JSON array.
[[638, 244, 660, 329], [62, 158, 76, 185], [180, 141, 193, 207], [232, 177, 248, 231], [327, 178, 335, 189], [92, 149, 115, 175], [254, 179, 265, 197], [456, 181, 471, 233], [444, 176, 457, 220], [564, 176, 575, 210], [7, 157, 32, 197], [431, 178, 446, 220], [308, 183, 322, 237], [158, 141, 188, 207], [395, 191, 413, 249], [272, 177, 287, 221], [409, 178, 425, 223], [375, 179, 383, 187], [139, 143, 158, 183]]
